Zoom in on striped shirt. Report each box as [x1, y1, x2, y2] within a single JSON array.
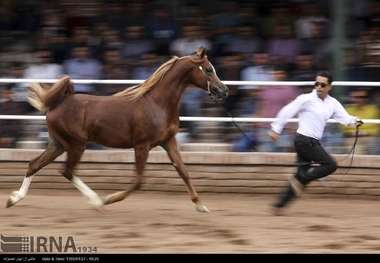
[[271, 90, 358, 140]]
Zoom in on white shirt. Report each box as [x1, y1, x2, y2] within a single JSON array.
[[170, 38, 212, 57], [24, 64, 63, 80], [240, 65, 273, 90], [14, 64, 64, 102], [271, 89, 358, 140]]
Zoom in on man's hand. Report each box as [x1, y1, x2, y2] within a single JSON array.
[[268, 130, 280, 142], [356, 119, 364, 127]]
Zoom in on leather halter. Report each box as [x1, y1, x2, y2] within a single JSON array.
[[198, 65, 211, 96]]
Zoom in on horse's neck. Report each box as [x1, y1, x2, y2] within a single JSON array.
[[148, 60, 191, 117]]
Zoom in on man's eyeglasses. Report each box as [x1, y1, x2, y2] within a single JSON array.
[[314, 82, 328, 88], [352, 95, 368, 99]]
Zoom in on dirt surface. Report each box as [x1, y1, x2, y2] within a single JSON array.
[[1, 190, 380, 253]]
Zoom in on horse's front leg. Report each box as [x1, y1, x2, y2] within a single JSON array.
[[162, 137, 209, 213]]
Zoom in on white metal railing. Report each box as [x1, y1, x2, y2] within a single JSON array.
[[1, 115, 380, 124], [1, 78, 380, 87], [0, 79, 379, 124]]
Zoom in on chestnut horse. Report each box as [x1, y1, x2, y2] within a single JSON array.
[[6, 48, 228, 212]]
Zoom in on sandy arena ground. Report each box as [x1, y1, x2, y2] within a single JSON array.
[[1, 190, 380, 253]]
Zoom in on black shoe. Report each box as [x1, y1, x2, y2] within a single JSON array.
[[273, 182, 297, 209]]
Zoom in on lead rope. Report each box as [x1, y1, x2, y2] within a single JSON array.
[[341, 124, 360, 175], [224, 109, 256, 150]]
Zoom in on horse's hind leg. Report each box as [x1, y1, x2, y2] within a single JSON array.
[[62, 145, 103, 208], [6, 140, 64, 208], [103, 145, 149, 205], [162, 137, 209, 213]]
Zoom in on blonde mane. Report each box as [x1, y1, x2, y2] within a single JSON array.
[[113, 56, 180, 101]]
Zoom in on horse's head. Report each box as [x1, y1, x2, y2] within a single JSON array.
[[189, 47, 229, 101]]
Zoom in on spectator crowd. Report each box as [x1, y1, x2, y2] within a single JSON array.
[[0, 0, 379, 154]]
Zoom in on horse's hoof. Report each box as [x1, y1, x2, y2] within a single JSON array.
[[195, 204, 210, 213], [102, 191, 128, 205], [6, 198, 15, 208], [102, 196, 115, 206], [6, 191, 21, 208]]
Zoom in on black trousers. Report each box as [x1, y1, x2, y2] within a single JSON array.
[[274, 133, 338, 208], [294, 133, 338, 185]]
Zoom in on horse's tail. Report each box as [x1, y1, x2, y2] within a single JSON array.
[[27, 76, 74, 113]]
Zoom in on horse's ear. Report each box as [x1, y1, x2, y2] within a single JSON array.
[[196, 47, 206, 58]]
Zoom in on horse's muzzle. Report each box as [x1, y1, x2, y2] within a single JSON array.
[[210, 84, 229, 102]]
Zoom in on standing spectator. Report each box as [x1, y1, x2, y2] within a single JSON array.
[[347, 0, 370, 39], [231, 50, 265, 151], [101, 29, 124, 51], [7, 62, 33, 114], [267, 24, 300, 67], [294, 2, 329, 40], [68, 26, 94, 49], [0, 87, 26, 148], [146, 6, 177, 55], [210, 1, 242, 31], [291, 53, 317, 93], [23, 49, 63, 80], [357, 26, 380, 82], [180, 86, 207, 141], [241, 52, 274, 88], [170, 25, 211, 57], [131, 53, 161, 81], [240, 51, 274, 115], [39, 8, 66, 37], [255, 67, 299, 152], [20, 49, 63, 112], [122, 25, 155, 63], [21, 49, 63, 146], [262, 4, 294, 40], [218, 53, 244, 115], [342, 48, 365, 82], [100, 48, 129, 96], [63, 46, 102, 94], [45, 30, 70, 64], [223, 25, 262, 59], [343, 89, 379, 154], [209, 2, 242, 56], [300, 20, 332, 70]]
